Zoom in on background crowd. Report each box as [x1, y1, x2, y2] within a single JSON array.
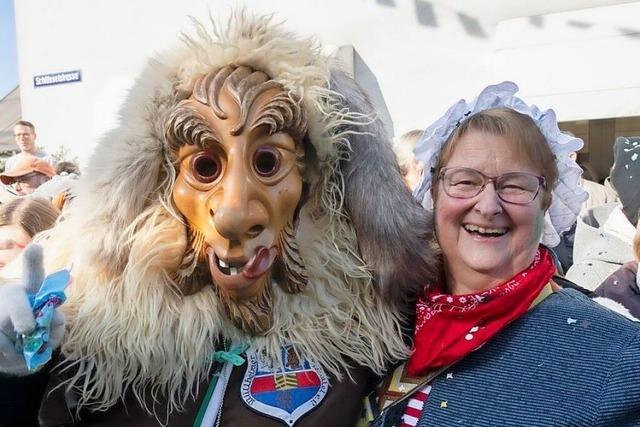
[[0, 120, 78, 273]]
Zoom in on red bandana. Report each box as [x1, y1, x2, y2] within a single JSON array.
[[407, 247, 556, 376]]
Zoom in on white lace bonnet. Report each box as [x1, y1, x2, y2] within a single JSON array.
[[412, 81, 588, 247]]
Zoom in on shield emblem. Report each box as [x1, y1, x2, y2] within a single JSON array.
[[241, 345, 329, 426]]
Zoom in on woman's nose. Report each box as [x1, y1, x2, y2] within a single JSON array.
[[473, 182, 503, 216]]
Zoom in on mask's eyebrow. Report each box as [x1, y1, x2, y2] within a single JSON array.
[[165, 101, 222, 154], [246, 90, 306, 142]]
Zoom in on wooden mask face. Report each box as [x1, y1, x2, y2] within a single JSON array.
[[167, 66, 308, 335]]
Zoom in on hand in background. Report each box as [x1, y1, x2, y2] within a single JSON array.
[[0, 245, 65, 376]]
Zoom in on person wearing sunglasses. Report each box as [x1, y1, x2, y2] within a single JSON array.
[[370, 83, 640, 427], [0, 154, 55, 196]]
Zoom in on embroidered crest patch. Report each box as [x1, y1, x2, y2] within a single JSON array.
[[241, 345, 329, 425]]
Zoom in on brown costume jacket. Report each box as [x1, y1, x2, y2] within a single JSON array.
[[33, 355, 376, 426]]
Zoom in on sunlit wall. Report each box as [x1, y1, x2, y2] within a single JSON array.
[[13, 0, 640, 164]]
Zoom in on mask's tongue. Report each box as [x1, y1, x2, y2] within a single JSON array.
[[243, 246, 278, 279]]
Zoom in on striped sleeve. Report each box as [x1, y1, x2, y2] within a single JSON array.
[[596, 329, 640, 426]]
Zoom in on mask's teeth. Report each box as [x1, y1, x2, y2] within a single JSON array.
[[229, 267, 239, 275], [218, 258, 228, 268]]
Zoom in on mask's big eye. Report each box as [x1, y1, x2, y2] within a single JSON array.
[[190, 152, 221, 183], [253, 147, 281, 178]]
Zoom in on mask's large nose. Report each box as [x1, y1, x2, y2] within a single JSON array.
[[212, 163, 268, 241]]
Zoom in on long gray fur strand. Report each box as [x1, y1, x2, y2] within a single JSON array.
[[329, 70, 440, 310]]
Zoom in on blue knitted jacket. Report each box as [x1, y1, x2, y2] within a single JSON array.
[[382, 288, 640, 426]]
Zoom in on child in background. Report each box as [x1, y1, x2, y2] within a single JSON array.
[[0, 197, 60, 269], [393, 129, 424, 190]]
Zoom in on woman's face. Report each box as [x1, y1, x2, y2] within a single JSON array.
[[0, 224, 31, 269], [434, 130, 547, 292]]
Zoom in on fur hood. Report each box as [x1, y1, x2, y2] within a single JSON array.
[[40, 12, 437, 414]]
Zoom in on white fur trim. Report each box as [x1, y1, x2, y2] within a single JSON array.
[[594, 296, 639, 321]]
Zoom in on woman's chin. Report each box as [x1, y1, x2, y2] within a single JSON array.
[[465, 262, 509, 278]]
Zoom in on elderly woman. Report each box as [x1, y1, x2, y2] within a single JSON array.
[[370, 82, 640, 427]]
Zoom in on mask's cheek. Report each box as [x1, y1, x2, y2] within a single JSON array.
[[265, 177, 304, 236], [172, 176, 210, 233]]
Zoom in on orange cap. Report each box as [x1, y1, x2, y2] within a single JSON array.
[[0, 154, 56, 185]]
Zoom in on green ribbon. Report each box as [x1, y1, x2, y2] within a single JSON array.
[[193, 344, 249, 426], [212, 344, 248, 366], [193, 376, 218, 427]]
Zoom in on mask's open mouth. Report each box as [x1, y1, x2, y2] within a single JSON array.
[[216, 257, 246, 276], [205, 245, 278, 298]]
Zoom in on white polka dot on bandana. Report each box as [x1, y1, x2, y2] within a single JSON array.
[[465, 326, 480, 341]]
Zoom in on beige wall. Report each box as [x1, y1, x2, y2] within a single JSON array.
[[560, 116, 640, 181]]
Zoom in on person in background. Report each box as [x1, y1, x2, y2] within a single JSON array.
[[610, 136, 640, 225], [0, 197, 60, 270], [6, 121, 56, 172], [33, 160, 80, 209], [570, 151, 619, 211], [566, 136, 640, 290], [370, 82, 640, 427], [393, 129, 424, 190], [0, 155, 56, 196], [596, 217, 640, 318], [553, 150, 620, 272], [55, 161, 80, 176], [0, 196, 60, 426]]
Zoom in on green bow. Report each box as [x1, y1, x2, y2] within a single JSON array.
[[212, 344, 248, 366]]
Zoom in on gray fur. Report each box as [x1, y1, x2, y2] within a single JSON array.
[[1, 283, 35, 335], [0, 244, 66, 376], [23, 244, 45, 294], [329, 70, 439, 309]]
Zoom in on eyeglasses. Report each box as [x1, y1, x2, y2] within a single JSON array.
[[11, 172, 41, 185], [438, 167, 546, 205], [9, 173, 44, 194]]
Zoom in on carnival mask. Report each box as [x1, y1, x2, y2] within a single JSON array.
[[167, 65, 308, 334]]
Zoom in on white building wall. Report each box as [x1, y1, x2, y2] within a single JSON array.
[[13, 0, 640, 164], [14, 0, 495, 164], [493, 2, 640, 122]]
